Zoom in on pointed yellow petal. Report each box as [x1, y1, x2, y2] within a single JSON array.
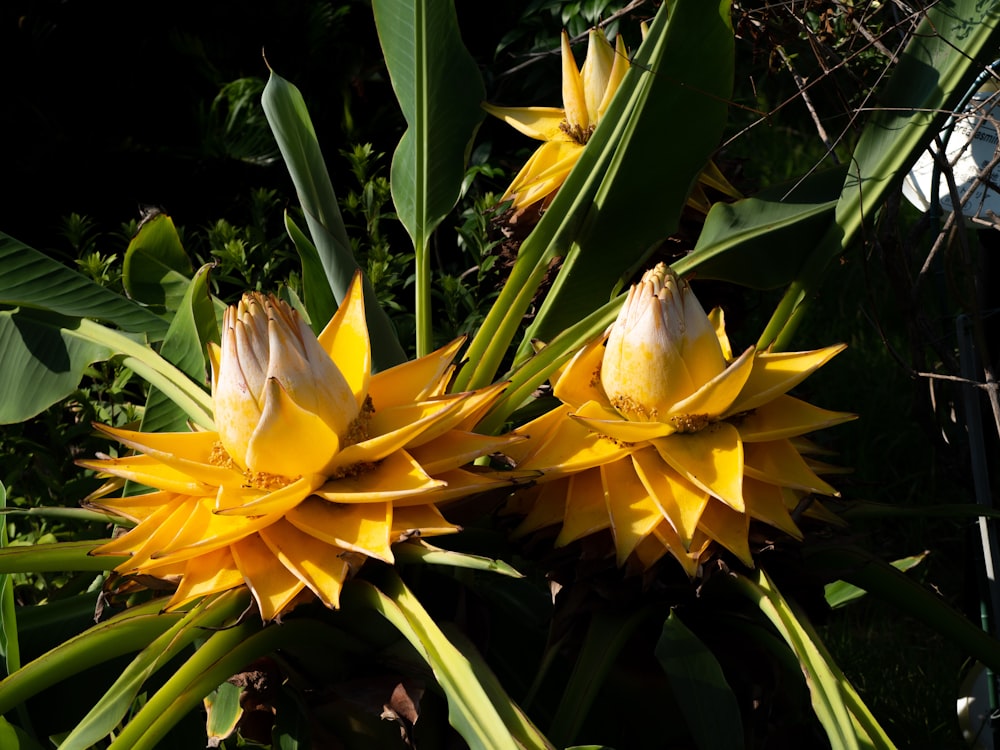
[[447, 381, 511, 434], [368, 395, 465, 444], [743, 440, 839, 496], [481, 103, 571, 141], [727, 345, 847, 414], [668, 347, 755, 422], [571, 399, 674, 441], [698, 500, 752, 567], [214, 473, 325, 518], [314, 450, 443, 505], [707, 307, 733, 361], [657, 521, 709, 577], [408, 431, 524, 474], [285, 497, 394, 562], [555, 467, 611, 545], [631, 448, 709, 546], [259, 519, 351, 608], [553, 334, 610, 409], [516, 405, 633, 475], [162, 546, 246, 611], [407, 467, 517, 504], [245, 378, 341, 477], [581, 29, 614, 125], [561, 31, 588, 131], [94, 494, 190, 562], [736, 395, 856, 442], [744, 477, 802, 540], [653, 423, 744, 511], [77, 454, 214, 496], [317, 271, 370, 407], [151, 496, 287, 562], [88, 489, 178, 525], [92, 426, 240, 488], [231, 535, 306, 620], [504, 140, 581, 208], [391, 504, 462, 540], [602, 458, 663, 566], [369, 338, 463, 408], [596, 34, 628, 119]]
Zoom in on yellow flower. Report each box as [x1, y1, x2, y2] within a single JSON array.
[[483, 30, 741, 213], [82, 274, 516, 620], [484, 29, 627, 211], [506, 263, 853, 574]]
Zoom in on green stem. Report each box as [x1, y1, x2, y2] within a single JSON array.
[[415, 232, 431, 358]]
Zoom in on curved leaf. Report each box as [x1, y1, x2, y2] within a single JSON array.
[[372, 0, 485, 355], [675, 168, 844, 289], [136, 263, 219, 435], [656, 611, 745, 750], [122, 214, 194, 314], [0, 233, 167, 337], [262, 69, 406, 370]]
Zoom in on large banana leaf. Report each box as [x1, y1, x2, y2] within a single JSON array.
[[262, 70, 406, 370], [0, 233, 167, 337], [372, 0, 486, 356]]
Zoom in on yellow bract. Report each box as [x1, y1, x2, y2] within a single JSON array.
[[507, 263, 854, 574], [483, 29, 740, 212], [83, 274, 517, 620]]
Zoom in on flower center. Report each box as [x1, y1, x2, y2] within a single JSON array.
[[669, 414, 712, 434], [560, 119, 595, 145], [210, 443, 301, 490], [610, 394, 658, 421]]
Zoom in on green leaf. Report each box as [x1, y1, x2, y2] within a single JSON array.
[[204, 680, 243, 747], [674, 168, 844, 289], [349, 572, 551, 750], [392, 540, 524, 577], [0, 716, 45, 750], [655, 611, 744, 750], [284, 212, 337, 335], [372, 0, 485, 355], [262, 69, 406, 370], [731, 569, 895, 750], [136, 263, 219, 435], [0, 598, 176, 717], [0, 482, 20, 677], [0, 541, 124, 574], [549, 608, 649, 748], [61, 590, 250, 750], [824, 552, 927, 609], [106, 617, 336, 750], [806, 544, 1000, 675], [0, 308, 114, 424], [122, 214, 194, 314], [0, 233, 168, 338], [0, 309, 213, 427]]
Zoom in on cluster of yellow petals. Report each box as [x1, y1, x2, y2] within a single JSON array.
[[483, 28, 740, 213], [83, 274, 518, 620], [505, 263, 853, 574]]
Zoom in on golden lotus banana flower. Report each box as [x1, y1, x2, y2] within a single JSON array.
[[483, 29, 740, 213], [82, 274, 517, 620], [505, 263, 853, 574]]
